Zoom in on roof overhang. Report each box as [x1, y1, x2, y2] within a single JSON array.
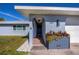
[[0, 21, 31, 24], [15, 6, 79, 16]]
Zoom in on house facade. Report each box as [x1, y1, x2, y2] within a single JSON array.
[[15, 6, 72, 50], [0, 6, 79, 51]]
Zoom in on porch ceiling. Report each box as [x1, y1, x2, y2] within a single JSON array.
[[15, 6, 79, 16]]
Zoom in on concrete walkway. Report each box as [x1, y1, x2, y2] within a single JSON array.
[[31, 43, 79, 55], [16, 37, 79, 55], [16, 40, 30, 52]]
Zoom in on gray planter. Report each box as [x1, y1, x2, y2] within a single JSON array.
[[47, 36, 70, 49]]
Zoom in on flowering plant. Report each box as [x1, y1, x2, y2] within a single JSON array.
[[46, 31, 69, 42]]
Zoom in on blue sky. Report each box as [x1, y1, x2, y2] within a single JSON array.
[[0, 3, 79, 21]]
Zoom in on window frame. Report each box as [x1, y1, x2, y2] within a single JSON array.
[[13, 25, 26, 31]]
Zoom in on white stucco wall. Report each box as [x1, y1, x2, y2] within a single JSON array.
[[45, 16, 79, 43], [66, 26, 79, 43], [0, 25, 29, 36], [65, 16, 79, 43], [46, 22, 65, 33]]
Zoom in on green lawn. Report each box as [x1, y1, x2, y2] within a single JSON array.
[[0, 36, 29, 55]]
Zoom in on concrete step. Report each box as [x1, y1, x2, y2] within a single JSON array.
[[32, 46, 47, 50], [33, 39, 41, 44], [33, 38, 44, 46], [33, 38, 42, 44]]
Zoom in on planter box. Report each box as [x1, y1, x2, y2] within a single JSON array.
[[47, 36, 70, 49]]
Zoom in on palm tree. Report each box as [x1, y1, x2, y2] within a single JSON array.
[[0, 18, 5, 21]]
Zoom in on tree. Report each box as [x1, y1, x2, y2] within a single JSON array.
[[0, 18, 5, 21]]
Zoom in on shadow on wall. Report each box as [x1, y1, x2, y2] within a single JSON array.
[[66, 16, 79, 26]]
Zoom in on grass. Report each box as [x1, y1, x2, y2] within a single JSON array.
[[0, 36, 29, 55]]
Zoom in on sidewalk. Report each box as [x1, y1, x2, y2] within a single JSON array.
[[16, 40, 30, 52]]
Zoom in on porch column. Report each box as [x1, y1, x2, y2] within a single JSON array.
[[28, 22, 33, 51]]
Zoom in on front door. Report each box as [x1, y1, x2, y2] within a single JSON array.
[[32, 15, 46, 46], [36, 19, 43, 39], [34, 16, 44, 39]]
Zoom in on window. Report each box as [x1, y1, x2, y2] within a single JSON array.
[[13, 25, 26, 30], [56, 19, 60, 27]]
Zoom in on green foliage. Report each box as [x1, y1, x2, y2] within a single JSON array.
[[0, 18, 5, 21]]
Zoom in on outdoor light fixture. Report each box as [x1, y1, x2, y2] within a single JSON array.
[[35, 16, 43, 24]]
